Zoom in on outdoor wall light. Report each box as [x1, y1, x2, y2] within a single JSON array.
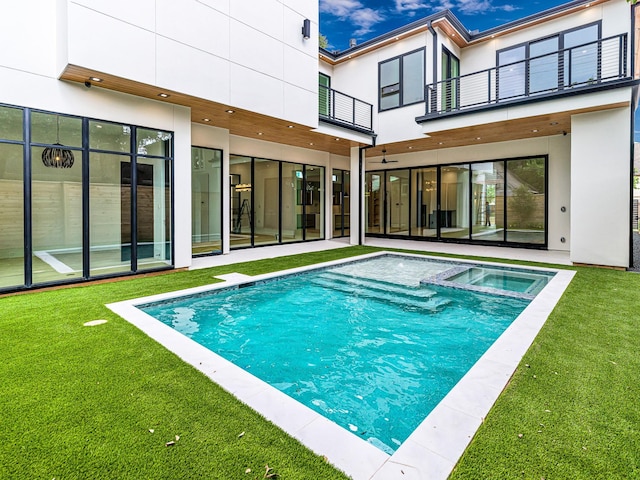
[[302, 18, 311, 39]]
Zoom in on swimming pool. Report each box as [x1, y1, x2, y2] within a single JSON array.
[[140, 255, 540, 454], [108, 252, 574, 479]]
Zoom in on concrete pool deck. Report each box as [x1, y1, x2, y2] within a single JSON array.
[[109, 247, 575, 480], [190, 238, 572, 271]]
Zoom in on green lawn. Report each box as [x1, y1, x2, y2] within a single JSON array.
[[1, 246, 639, 479]]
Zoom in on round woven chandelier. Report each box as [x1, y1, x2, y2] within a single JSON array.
[[42, 116, 74, 168]]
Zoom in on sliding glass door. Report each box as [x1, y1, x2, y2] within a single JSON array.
[[365, 157, 546, 247], [230, 157, 325, 249]]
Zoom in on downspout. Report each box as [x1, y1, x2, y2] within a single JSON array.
[[630, 1, 638, 269], [427, 21, 438, 102], [359, 134, 377, 246]]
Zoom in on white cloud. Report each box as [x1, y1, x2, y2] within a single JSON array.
[[453, 0, 519, 15], [395, 0, 430, 13], [351, 8, 385, 36], [320, 0, 364, 19], [320, 0, 384, 39]]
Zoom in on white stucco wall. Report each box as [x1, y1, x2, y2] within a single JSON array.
[[570, 107, 631, 267], [61, 0, 319, 127]]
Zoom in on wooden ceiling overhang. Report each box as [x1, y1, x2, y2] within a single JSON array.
[[60, 65, 364, 157], [363, 101, 630, 159]]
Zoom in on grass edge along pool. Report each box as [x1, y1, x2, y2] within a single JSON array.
[[108, 252, 572, 480]]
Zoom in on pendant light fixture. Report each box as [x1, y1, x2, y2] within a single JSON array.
[[41, 115, 75, 168]]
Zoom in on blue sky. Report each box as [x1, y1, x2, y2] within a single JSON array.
[[320, 0, 574, 52], [320, 0, 640, 141]]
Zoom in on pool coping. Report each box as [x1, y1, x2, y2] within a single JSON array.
[[106, 251, 575, 480]]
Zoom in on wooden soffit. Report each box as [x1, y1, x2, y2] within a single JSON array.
[[366, 101, 629, 158], [60, 65, 365, 157]]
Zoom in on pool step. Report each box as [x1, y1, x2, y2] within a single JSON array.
[[311, 271, 451, 313]]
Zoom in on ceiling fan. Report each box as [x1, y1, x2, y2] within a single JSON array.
[[371, 148, 398, 164]]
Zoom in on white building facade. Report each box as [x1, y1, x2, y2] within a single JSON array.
[[0, 0, 637, 292]]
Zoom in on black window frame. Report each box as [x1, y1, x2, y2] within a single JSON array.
[[0, 102, 175, 294], [378, 47, 426, 112], [496, 20, 602, 98]]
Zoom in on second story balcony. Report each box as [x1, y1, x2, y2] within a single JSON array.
[[420, 33, 629, 121], [319, 85, 374, 134]]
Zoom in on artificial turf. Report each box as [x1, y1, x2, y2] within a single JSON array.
[[1, 246, 639, 479]]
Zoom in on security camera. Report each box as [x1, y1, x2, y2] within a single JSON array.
[[84, 81, 91, 88]]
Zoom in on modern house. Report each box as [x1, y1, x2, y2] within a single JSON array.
[[0, 0, 637, 293]]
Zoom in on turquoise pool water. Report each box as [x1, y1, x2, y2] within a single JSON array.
[[140, 255, 537, 454]]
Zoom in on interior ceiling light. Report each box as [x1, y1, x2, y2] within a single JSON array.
[[202, 118, 210, 122], [226, 109, 234, 114], [158, 93, 170, 98], [89, 77, 103, 82], [288, 125, 294, 128], [42, 115, 74, 169]]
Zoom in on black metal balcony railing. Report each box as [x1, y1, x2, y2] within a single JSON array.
[[319, 84, 374, 132], [425, 33, 628, 117]]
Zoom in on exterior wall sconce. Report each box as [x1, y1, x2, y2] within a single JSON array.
[[302, 19, 311, 39]]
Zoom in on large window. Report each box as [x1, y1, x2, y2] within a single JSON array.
[[192, 147, 222, 256], [379, 49, 425, 111], [332, 169, 350, 238], [366, 156, 546, 247], [0, 104, 174, 292], [31, 113, 83, 284], [230, 156, 325, 249], [0, 106, 24, 289], [442, 48, 460, 111], [498, 22, 601, 100]]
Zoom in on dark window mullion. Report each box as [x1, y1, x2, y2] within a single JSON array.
[[250, 158, 255, 247], [23, 108, 32, 287], [436, 166, 442, 239], [503, 160, 508, 242], [81, 118, 90, 279], [302, 165, 307, 241], [278, 162, 283, 243], [131, 127, 138, 272]]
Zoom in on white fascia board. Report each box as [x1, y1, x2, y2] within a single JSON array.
[[312, 124, 375, 144]]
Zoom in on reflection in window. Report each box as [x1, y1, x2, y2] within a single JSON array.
[[254, 158, 280, 246], [471, 162, 504, 241], [379, 49, 425, 110], [90, 153, 133, 276], [440, 165, 470, 239], [529, 37, 559, 94], [90, 121, 131, 152], [332, 169, 350, 238], [282, 163, 304, 243], [305, 166, 325, 240], [498, 46, 526, 100], [31, 146, 84, 284], [135, 156, 172, 271], [506, 158, 546, 244], [365, 172, 383, 234], [411, 167, 437, 238], [564, 24, 599, 86], [0, 142, 24, 288], [386, 170, 410, 235], [191, 147, 222, 256], [230, 156, 252, 249]]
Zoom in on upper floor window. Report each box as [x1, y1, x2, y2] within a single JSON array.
[[379, 48, 425, 111], [497, 21, 601, 100]]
